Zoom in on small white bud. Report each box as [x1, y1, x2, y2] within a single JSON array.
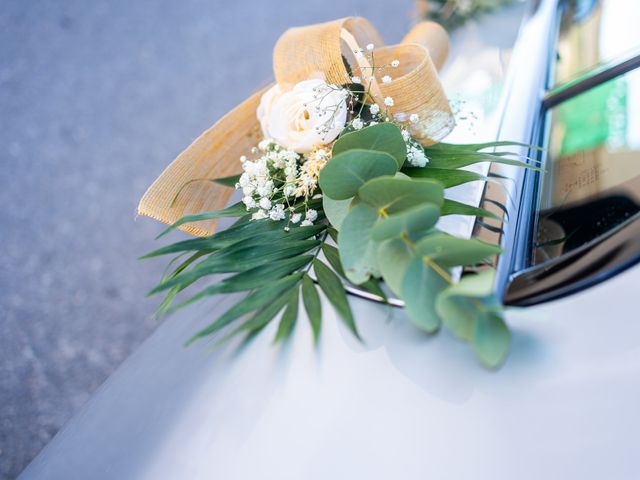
[[366, 43, 374, 51], [391, 59, 400, 68], [382, 75, 392, 84], [384, 97, 394, 107]]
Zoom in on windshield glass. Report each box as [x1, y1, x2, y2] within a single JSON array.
[[533, 67, 640, 265], [555, 0, 640, 86]]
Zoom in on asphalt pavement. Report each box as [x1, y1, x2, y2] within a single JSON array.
[[0, 0, 416, 477]]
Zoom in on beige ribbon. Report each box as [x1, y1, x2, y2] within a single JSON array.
[[138, 17, 453, 237]]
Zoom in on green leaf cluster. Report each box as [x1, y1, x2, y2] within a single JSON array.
[[145, 207, 363, 347], [319, 123, 509, 367], [145, 123, 537, 367]]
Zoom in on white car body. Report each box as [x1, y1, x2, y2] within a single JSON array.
[[20, 1, 640, 478]]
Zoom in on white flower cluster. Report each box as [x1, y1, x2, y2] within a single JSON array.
[[237, 139, 325, 227], [399, 128, 429, 167]]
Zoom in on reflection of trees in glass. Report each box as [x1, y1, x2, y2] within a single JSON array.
[[416, 0, 516, 29]]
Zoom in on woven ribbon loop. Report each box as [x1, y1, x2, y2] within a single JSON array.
[[139, 17, 454, 236]]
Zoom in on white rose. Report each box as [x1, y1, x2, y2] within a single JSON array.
[[257, 79, 347, 153]]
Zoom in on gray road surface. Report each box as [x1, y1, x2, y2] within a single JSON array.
[[0, 0, 415, 477]]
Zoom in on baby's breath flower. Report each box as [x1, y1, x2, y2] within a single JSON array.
[[258, 138, 274, 151], [391, 59, 400, 68], [305, 209, 318, 222], [382, 75, 392, 84], [300, 219, 313, 227], [352, 118, 364, 130], [369, 104, 380, 115], [259, 197, 272, 210], [384, 96, 395, 107], [269, 204, 286, 221], [252, 209, 268, 220], [401, 129, 411, 141], [410, 113, 420, 124], [407, 143, 429, 167], [242, 195, 256, 209], [351, 76, 361, 84], [290, 213, 302, 224], [366, 43, 374, 51]]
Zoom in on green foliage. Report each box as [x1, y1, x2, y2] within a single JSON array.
[[435, 270, 509, 367], [322, 196, 352, 231], [402, 166, 487, 188], [318, 149, 398, 199], [333, 123, 407, 168], [401, 257, 448, 332], [143, 127, 540, 368], [338, 203, 380, 284], [358, 176, 444, 213], [302, 274, 322, 343], [421, 0, 516, 30], [371, 203, 439, 241]]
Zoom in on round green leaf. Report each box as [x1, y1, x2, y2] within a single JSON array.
[[375, 238, 413, 296], [319, 149, 398, 200], [322, 195, 353, 231], [400, 257, 448, 333], [338, 203, 380, 284], [435, 272, 498, 339], [473, 312, 510, 368], [371, 203, 440, 241], [333, 123, 407, 168], [416, 234, 501, 267], [358, 177, 444, 214]]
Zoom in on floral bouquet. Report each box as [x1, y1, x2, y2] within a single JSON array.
[[139, 17, 534, 367]]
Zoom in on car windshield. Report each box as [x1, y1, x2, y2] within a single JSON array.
[[554, 0, 640, 86], [533, 67, 640, 265]]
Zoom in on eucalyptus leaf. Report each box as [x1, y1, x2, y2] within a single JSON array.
[[401, 257, 448, 333], [332, 123, 407, 168], [416, 233, 501, 267], [322, 195, 353, 231], [474, 312, 510, 368], [435, 270, 508, 367], [338, 203, 380, 284], [319, 149, 398, 200], [376, 237, 414, 296], [371, 203, 440, 241], [358, 176, 444, 214]]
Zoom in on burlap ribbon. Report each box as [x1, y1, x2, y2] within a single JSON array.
[[138, 17, 453, 236]]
